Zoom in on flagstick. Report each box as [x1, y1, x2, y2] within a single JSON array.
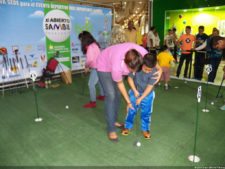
[[188, 86, 202, 163], [30, 71, 43, 122], [202, 65, 212, 113]]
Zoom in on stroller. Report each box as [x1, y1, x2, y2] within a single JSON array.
[[38, 57, 59, 88]]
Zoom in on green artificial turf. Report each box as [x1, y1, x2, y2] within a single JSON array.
[[0, 74, 224, 167]]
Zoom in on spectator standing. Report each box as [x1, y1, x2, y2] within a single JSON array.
[[172, 28, 178, 62], [147, 26, 156, 54], [207, 29, 223, 82], [176, 26, 196, 78], [194, 26, 208, 80], [124, 20, 137, 43], [164, 29, 175, 56]]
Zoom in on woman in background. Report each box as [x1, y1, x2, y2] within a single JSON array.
[[78, 31, 105, 108]]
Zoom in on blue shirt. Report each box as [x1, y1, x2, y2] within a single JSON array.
[[129, 68, 157, 93]]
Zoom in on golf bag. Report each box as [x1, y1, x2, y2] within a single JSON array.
[[0, 48, 7, 55], [38, 57, 59, 88]]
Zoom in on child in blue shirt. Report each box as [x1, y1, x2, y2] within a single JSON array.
[[122, 53, 157, 139]]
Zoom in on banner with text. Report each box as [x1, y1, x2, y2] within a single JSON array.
[[0, 0, 112, 83]]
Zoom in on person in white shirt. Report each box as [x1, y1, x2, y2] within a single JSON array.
[[147, 26, 157, 54], [164, 29, 175, 50], [154, 31, 160, 48]]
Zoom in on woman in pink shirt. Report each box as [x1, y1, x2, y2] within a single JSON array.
[[79, 31, 104, 108], [97, 42, 162, 141]]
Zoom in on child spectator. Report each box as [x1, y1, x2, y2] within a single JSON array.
[[157, 45, 175, 90]]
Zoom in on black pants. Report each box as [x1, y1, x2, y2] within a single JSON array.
[[208, 57, 222, 82], [176, 53, 192, 78], [150, 49, 157, 56], [194, 52, 205, 80], [173, 45, 178, 62]]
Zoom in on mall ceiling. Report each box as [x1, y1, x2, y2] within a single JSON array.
[[53, 0, 148, 26], [80, 0, 149, 25]]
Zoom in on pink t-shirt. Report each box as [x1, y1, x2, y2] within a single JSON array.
[[85, 43, 101, 69], [96, 42, 148, 82]]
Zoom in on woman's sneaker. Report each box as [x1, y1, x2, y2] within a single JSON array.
[[83, 101, 96, 108]]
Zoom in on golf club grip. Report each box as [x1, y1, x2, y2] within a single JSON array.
[[9, 58, 13, 71], [12, 58, 17, 72], [15, 52, 19, 63], [181, 50, 193, 52], [20, 58, 24, 69], [3, 56, 8, 70], [181, 50, 206, 53], [24, 55, 29, 68], [6, 54, 9, 67], [195, 51, 206, 53]]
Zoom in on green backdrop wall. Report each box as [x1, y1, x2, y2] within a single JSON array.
[[153, 0, 225, 44]]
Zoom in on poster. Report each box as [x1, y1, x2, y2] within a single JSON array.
[[69, 4, 112, 70], [0, 0, 112, 84]]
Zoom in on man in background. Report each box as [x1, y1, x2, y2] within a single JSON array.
[[147, 26, 157, 54], [124, 20, 137, 43], [176, 26, 196, 78], [212, 36, 225, 110], [194, 26, 208, 80]]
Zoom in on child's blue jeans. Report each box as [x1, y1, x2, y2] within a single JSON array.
[[125, 90, 155, 131]]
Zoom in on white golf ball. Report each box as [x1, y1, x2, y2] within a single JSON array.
[[211, 102, 214, 105], [136, 141, 141, 147], [65, 105, 69, 109], [174, 86, 179, 89]]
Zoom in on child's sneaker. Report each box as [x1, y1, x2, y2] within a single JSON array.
[[142, 131, 151, 139], [121, 128, 130, 136]]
